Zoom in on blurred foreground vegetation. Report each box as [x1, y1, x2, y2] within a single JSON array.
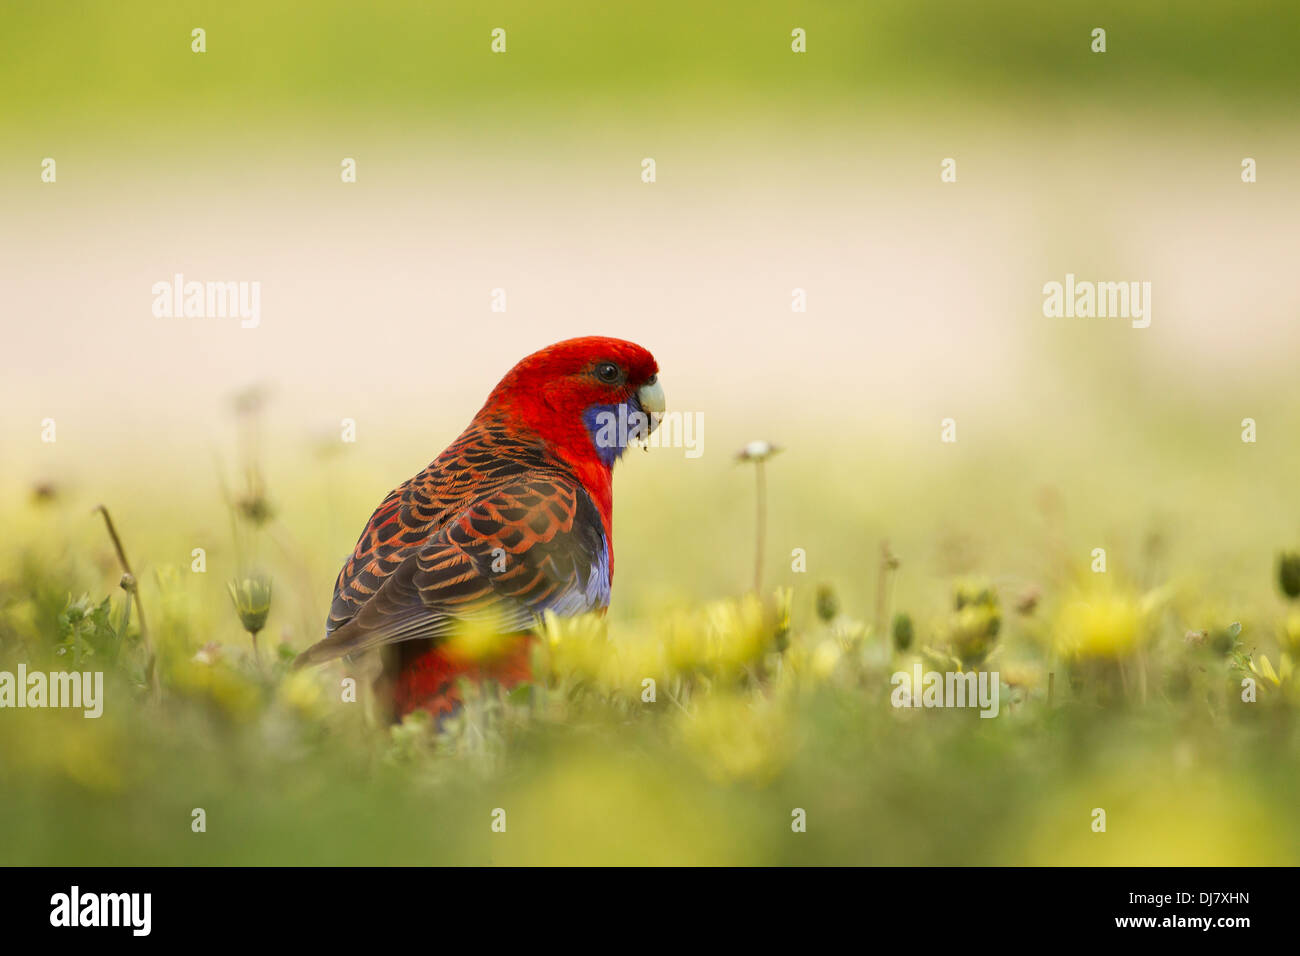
[[2, 397, 1299, 866]]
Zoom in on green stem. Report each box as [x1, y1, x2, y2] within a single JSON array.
[[753, 461, 766, 594], [95, 505, 160, 700]]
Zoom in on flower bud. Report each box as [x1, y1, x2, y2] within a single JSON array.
[[815, 584, 839, 623], [1278, 551, 1300, 600], [892, 612, 914, 652], [227, 572, 272, 634]]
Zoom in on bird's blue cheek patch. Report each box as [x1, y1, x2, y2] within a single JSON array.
[[582, 400, 649, 467]]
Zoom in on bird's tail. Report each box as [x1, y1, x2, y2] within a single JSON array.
[[292, 625, 362, 669]]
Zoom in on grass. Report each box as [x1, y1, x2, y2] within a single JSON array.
[[2, 391, 1299, 866]]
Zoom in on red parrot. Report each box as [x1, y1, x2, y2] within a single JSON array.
[[294, 336, 663, 721]]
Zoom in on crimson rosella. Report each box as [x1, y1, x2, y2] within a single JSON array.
[[294, 336, 663, 721]]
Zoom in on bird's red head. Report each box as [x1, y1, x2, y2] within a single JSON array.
[[477, 336, 664, 476]]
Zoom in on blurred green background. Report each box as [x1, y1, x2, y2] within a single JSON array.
[[3, 1, 1298, 130]]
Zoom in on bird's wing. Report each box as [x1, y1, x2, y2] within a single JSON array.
[[324, 419, 564, 636], [295, 476, 609, 668]]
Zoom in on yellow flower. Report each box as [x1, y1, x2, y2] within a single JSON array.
[[441, 610, 526, 665], [1054, 589, 1141, 659], [1000, 661, 1045, 691], [537, 610, 613, 684], [1248, 653, 1293, 687], [704, 595, 767, 670], [1282, 613, 1300, 654], [2, 714, 126, 793], [278, 669, 326, 718], [773, 586, 793, 651], [948, 603, 1001, 666], [677, 693, 793, 785], [810, 639, 843, 679], [604, 632, 667, 691], [953, 577, 996, 610], [168, 656, 262, 721], [660, 595, 768, 679]]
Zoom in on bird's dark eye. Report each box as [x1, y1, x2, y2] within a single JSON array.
[[594, 362, 621, 384], [645, 373, 657, 385]]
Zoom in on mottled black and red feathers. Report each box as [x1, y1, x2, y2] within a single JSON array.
[[299, 415, 608, 667], [294, 337, 660, 718]]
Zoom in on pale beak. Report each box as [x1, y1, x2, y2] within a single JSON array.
[[636, 378, 665, 416]]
